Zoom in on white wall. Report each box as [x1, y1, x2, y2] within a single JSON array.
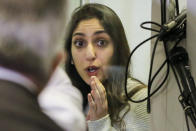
[[66, 0, 80, 23], [88, 0, 152, 84], [187, 0, 196, 78], [187, 0, 196, 129]]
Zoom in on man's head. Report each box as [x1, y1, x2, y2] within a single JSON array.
[[0, 0, 67, 91]]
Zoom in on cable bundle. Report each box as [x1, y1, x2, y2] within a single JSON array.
[[124, 0, 196, 130]]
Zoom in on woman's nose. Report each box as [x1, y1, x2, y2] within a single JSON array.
[[86, 43, 96, 61]]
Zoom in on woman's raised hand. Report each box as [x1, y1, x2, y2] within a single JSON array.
[[87, 76, 108, 121]]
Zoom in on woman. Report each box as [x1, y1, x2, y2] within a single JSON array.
[[65, 3, 151, 131]]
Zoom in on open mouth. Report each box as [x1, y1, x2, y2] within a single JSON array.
[[86, 66, 99, 76], [88, 66, 97, 72]]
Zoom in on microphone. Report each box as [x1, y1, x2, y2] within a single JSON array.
[[159, 9, 186, 42], [169, 47, 196, 127], [164, 9, 186, 32]]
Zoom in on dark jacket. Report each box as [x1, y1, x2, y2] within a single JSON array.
[[0, 80, 64, 131]]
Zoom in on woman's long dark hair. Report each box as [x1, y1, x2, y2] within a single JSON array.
[[64, 3, 135, 130]]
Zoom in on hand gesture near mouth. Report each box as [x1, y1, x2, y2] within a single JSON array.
[[86, 76, 108, 121]]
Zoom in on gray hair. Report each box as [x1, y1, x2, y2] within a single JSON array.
[[0, 0, 67, 87]]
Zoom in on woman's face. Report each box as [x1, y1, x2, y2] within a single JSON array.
[[71, 18, 114, 85]]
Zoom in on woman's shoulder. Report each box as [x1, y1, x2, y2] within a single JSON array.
[[125, 78, 147, 98], [120, 85, 151, 130], [123, 77, 149, 117]]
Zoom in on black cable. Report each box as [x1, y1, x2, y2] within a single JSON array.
[[175, 0, 180, 15], [168, 39, 184, 94], [170, 60, 183, 94], [144, 37, 182, 100], [125, 0, 187, 114], [149, 60, 166, 88], [124, 0, 193, 130], [148, 39, 170, 113], [125, 17, 185, 99], [185, 112, 191, 131], [125, 22, 172, 104], [149, 61, 170, 97], [140, 21, 163, 33], [125, 57, 169, 102], [148, 32, 184, 96], [125, 20, 169, 103], [146, 0, 167, 112], [125, 34, 159, 103], [179, 94, 192, 131], [161, 0, 167, 25], [124, 27, 185, 114], [125, 26, 184, 111], [147, 34, 185, 113], [125, 0, 193, 130], [147, 0, 171, 116], [147, 36, 161, 112], [147, 44, 171, 113], [124, 33, 170, 104], [124, 33, 171, 110]]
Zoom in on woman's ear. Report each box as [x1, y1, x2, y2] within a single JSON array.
[[71, 59, 74, 65]]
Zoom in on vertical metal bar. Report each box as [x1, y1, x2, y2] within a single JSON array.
[[161, 0, 167, 25]]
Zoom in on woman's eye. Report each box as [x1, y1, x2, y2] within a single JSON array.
[[97, 40, 107, 47], [74, 40, 85, 47]]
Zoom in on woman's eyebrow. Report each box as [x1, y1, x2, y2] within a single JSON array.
[[72, 32, 85, 37], [72, 30, 107, 37], [94, 30, 107, 35]]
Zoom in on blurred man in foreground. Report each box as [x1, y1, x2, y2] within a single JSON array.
[[0, 0, 67, 130]]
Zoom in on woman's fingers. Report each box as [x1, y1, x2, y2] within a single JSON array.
[[88, 93, 96, 111], [92, 76, 107, 104], [88, 76, 108, 120], [90, 77, 102, 105], [87, 93, 97, 121]]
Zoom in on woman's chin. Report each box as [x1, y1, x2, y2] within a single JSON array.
[[84, 79, 91, 86], [84, 75, 104, 85]]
